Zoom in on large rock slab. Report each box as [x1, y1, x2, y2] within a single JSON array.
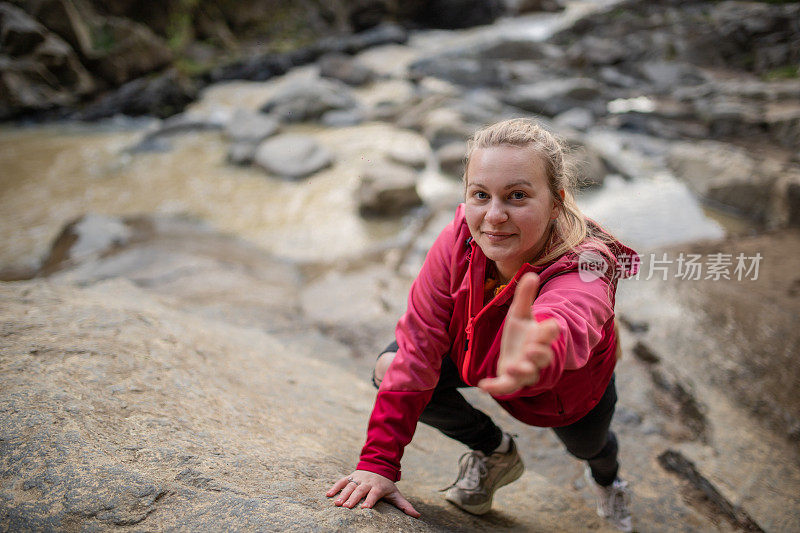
[[615, 229, 800, 532]]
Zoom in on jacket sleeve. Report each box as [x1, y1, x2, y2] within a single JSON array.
[[356, 212, 461, 481], [491, 272, 614, 400]]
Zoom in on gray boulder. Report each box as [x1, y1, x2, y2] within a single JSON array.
[[503, 78, 602, 116], [435, 142, 467, 178], [554, 107, 594, 131], [227, 141, 259, 166], [259, 77, 358, 123], [0, 4, 95, 118], [637, 61, 706, 91], [567, 36, 627, 66], [388, 141, 431, 170], [321, 108, 366, 127], [357, 162, 423, 216], [224, 109, 280, 143], [318, 53, 376, 86], [667, 141, 778, 223], [409, 57, 507, 87], [254, 134, 334, 179]]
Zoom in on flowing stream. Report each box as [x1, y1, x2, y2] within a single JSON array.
[[0, 0, 733, 275]]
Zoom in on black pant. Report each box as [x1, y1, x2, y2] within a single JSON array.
[[376, 342, 620, 487]]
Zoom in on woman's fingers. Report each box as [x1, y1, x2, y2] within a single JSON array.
[[333, 481, 357, 506], [478, 374, 518, 395], [343, 483, 371, 509], [508, 273, 540, 320], [326, 476, 350, 498], [384, 491, 421, 518]]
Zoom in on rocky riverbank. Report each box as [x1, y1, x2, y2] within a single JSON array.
[[2, 0, 799, 530], [2, 213, 798, 531]]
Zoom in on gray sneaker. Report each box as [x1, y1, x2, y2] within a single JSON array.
[[443, 434, 524, 515], [585, 467, 633, 532]]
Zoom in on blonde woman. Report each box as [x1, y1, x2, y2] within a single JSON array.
[[327, 118, 638, 531]]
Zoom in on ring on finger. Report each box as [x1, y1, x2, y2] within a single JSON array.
[[347, 477, 361, 486]]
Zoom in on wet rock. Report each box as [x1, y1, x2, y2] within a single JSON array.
[[224, 109, 279, 144], [0, 4, 95, 118], [450, 90, 506, 125], [637, 61, 706, 92], [86, 17, 173, 87], [435, 142, 466, 178], [259, 77, 358, 123], [468, 37, 561, 62], [554, 107, 594, 131], [0, 3, 46, 56], [39, 214, 133, 275], [388, 141, 430, 170], [254, 134, 333, 179], [357, 162, 423, 217], [566, 36, 627, 67], [503, 78, 602, 116], [321, 107, 366, 127], [421, 107, 474, 149], [666, 141, 780, 223], [658, 450, 765, 532], [318, 53, 376, 86], [75, 69, 197, 120], [409, 57, 507, 88], [227, 141, 258, 166], [597, 66, 640, 89], [208, 51, 297, 83], [317, 23, 408, 54]]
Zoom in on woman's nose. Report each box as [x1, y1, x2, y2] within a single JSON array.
[[485, 199, 508, 224]]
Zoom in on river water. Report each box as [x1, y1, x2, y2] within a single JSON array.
[[0, 0, 731, 276]]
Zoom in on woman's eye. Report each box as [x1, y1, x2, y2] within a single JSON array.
[[474, 191, 489, 200], [510, 191, 526, 200]]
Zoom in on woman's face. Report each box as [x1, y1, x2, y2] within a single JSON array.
[[465, 145, 560, 282]]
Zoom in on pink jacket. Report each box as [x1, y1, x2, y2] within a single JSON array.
[[357, 205, 638, 482]]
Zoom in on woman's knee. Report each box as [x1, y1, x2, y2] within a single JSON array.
[[563, 431, 617, 461], [372, 351, 396, 387]]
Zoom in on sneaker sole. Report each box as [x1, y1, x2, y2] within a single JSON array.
[[444, 459, 525, 515]]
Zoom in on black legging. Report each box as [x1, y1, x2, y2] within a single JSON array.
[[375, 341, 620, 487]]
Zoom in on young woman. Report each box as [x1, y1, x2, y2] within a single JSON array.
[[326, 118, 638, 531]]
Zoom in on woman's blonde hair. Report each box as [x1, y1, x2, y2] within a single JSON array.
[[464, 118, 613, 266]]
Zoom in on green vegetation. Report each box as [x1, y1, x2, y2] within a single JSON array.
[[90, 23, 116, 53], [763, 65, 799, 80], [166, 0, 200, 52]]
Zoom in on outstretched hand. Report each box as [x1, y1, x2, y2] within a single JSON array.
[[478, 273, 560, 396], [326, 470, 420, 518]]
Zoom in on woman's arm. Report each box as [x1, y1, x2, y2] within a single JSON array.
[[327, 207, 464, 515]]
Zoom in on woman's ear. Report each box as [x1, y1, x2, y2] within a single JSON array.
[[551, 189, 565, 219]]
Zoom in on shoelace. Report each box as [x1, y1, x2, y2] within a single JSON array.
[[442, 451, 488, 491]]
